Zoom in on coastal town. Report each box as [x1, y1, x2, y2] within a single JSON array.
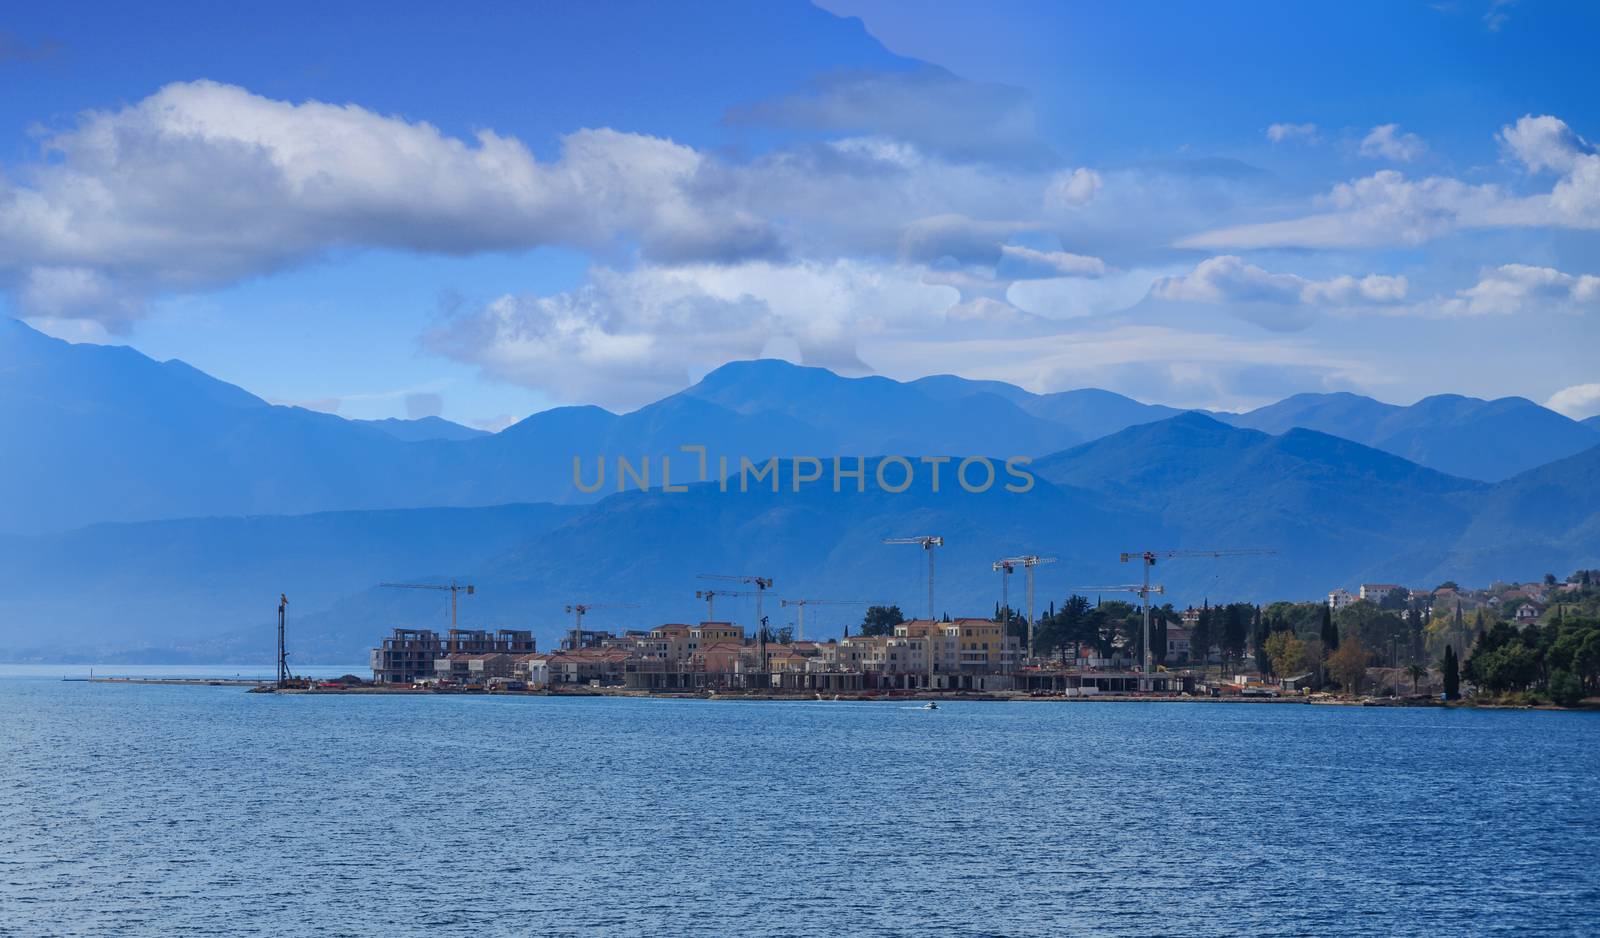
[[356, 570, 1600, 706]]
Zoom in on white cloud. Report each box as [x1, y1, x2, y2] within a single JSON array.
[[997, 244, 1108, 278], [1360, 124, 1427, 162], [1266, 122, 1318, 144], [1181, 115, 1600, 250], [1429, 264, 1600, 317], [0, 81, 778, 322], [1176, 170, 1500, 249], [1150, 256, 1407, 330], [1155, 257, 1595, 322], [1545, 383, 1600, 420], [1045, 167, 1102, 208], [1008, 266, 1179, 320], [424, 260, 960, 408], [863, 324, 1383, 411], [0, 80, 1281, 328], [1498, 114, 1593, 174], [1484, 0, 1516, 32]]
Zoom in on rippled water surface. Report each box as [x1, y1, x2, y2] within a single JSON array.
[[2, 675, 1597, 937]]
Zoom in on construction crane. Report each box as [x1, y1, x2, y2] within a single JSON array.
[[564, 602, 640, 651], [995, 555, 1056, 663], [276, 593, 292, 686], [380, 579, 475, 631], [1118, 548, 1276, 688], [697, 575, 774, 628], [779, 598, 870, 641], [694, 588, 753, 623], [885, 535, 943, 687], [1074, 583, 1166, 673], [699, 574, 775, 678], [993, 559, 1017, 672]]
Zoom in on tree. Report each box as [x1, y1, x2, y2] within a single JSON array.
[[1378, 587, 1410, 611], [1471, 643, 1538, 695], [1190, 604, 1215, 672], [775, 625, 794, 645], [1251, 608, 1270, 674], [1150, 609, 1170, 668], [1326, 636, 1371, 695], [1549, 670, 1584, 707], [860, 605, 904, 637], [1054, 594, 1093, 662], [1404, 663, 1426, 694], [1221, 603, 1250, 672], [1442, 645, 1460, 700], [1320, 602, 1339, 652], [1264, 631, 1308, 679]]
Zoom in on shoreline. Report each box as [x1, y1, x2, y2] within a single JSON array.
[[57, 677, 1600, 710]]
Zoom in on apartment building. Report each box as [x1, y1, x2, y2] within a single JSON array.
[[371, 628, 536, 684]]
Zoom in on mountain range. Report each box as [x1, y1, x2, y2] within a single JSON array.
[[4, 318, 1595, 535], [2, 414, 1595, 664], [3, 317, 1597, 662]]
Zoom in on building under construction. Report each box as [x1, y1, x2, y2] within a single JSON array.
[[370, 628, 536, 684]]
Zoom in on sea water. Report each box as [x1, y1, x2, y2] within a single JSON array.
[[1, 673, 1596, 936]]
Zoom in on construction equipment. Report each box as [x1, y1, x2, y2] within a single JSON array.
[[995, 555, 1056, 663], [276, 593, 292, 686], [1118, 549, 1275, 688], [696, 575, 774, 628], [564, 602, 640, 651], [695, 589, 753, 623], [779, 599, 870, 641], [698, 574, 775, 679], [993, 559, 1017, 672], [1074, 583, 1166, 671], [885, 536, 943, 686], [380, 580, 476, 631]]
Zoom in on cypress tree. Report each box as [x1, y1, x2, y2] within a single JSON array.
[[1320, 603, 1339, 651], [1252, 607, 1270, 674], [1443, 646, 1460, 700]]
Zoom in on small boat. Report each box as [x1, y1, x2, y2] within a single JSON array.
[[920, 701, 939, 711]]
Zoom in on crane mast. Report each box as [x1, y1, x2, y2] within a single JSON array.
[[1118, 548, 1275, 688], [885, 536, 943, 687], [698, 574, 774, 676], [564, 602, 639, 651], [996, 555, 1056, 664], [276, 593, 291, 686], [695, 588, 753, 623], [778, 598, 870, 641]]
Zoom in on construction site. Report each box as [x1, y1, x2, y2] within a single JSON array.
[[336, 541, 1286, 700]]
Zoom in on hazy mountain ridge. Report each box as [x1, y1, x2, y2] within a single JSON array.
[[7, 319, 1592, 536], [1216, 391, 1598, 482], [356, 415, 488, 442], [6, 415, 1596, 663], [0, 502, 582, 660]]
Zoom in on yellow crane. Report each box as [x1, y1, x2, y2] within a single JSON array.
[[379, 580, 475, 631]]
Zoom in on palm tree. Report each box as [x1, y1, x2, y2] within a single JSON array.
[[1405, 663, 1427, 694]]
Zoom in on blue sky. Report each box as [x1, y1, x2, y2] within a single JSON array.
[[2, 0, 1597, 426]]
